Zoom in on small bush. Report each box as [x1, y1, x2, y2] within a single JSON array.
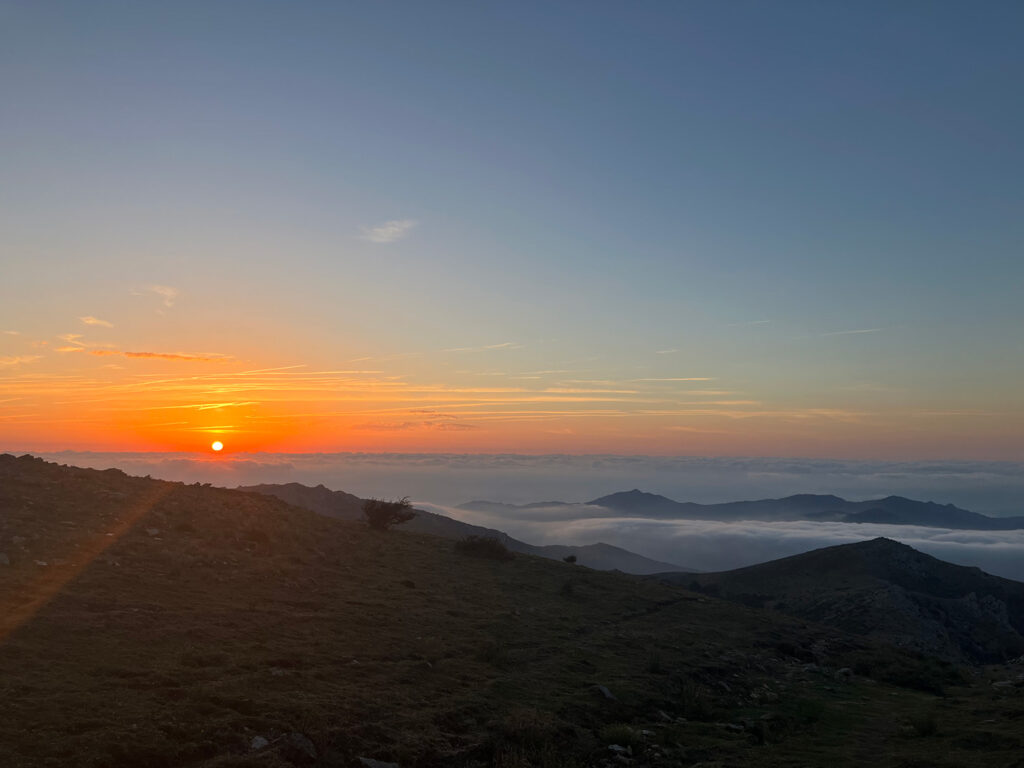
[[362, 496, 415, 531], [455, 535, 514, 561], [563, 554, 577, 564], [908, 710, 938, 736]]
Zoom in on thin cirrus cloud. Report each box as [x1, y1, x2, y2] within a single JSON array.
[[87, 350, 233, 362], [360, 219, 418, 243], [820, 328, 883, 337], [443, 342, 522, 353], [132, 285, 179, 308], [0, 355, 42, 366], [79, 316, 113, 328]]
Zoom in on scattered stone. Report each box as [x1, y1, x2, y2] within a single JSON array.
[[992, 680, 1014, 688], [250, 736, 269, 750], [0, 553, 9, 566], [281, 732, 317, 763], [717, 680, 732, 693], [656, 709, 672, 722], [835, 667, 854, 681], [12, 536, 26, 546], [269, 667, 286, 676], [594, 684, 618, 701], [802, 663, 820, 673], [146, 528, 160, 537], [358, 758, 399, 768], [34, 560, 48, 566], [608, 744, 630, 754], [400, 579, 416, 589]]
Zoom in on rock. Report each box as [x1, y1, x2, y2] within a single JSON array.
[[400, 579, 416, 589], [34, 560, 48, 566], [835, 667, 854, 681], [655, 709, 672, 722], [281, 732, 317, 763], [608, 744, 629, 754], [0, 553, 9, 566], [992, 680, 1014, 688], [250, 736, 269, 750], [146, 528, 160, 537], [12, 536, 26, 546], [594, 684, 618, 701], [358, 758, 399, 768], [269, 667, 286, 676]]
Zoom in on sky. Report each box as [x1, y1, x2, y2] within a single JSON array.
[[2, 2, 1024, 461]]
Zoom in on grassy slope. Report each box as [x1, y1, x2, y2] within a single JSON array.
[[1, 455, 1023, 767]]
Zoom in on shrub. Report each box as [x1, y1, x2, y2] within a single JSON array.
[[455, 535, 514, 561], [563, 554, 577, 564], [362, 496, 415, 531]]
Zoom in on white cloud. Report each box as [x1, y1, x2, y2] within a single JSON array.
[[360, 219, 418, 244], [80, 316, 113, 328], [133, 285, 178, 308]]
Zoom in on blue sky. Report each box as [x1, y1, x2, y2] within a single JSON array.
[[2, 2, 1023, 458]]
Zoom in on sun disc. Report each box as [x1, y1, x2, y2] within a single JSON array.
[[211, 441, 224, 452]]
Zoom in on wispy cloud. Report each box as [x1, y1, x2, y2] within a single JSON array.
[[2, 330, 19, 336], [655, 349, 678, 355], [360, 219, 417, 244], [87, 350, 233, 362], [443, 342, 522, 353], [631, 377, 715, 382], [79, 316, 113, 328], [820, 328, 882, 337], [0, 355, 41, 366], [133, 285, 179, 308], [727, 320, 771, 328]]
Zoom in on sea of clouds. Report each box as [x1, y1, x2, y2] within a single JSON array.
[[17, 451, 1024, 581], [417, 501, 1024, 582]]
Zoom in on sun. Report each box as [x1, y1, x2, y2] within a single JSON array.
[[211, 441, 224, 452]]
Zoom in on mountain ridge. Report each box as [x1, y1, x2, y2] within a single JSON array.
[[460, 490, 1024, 529]]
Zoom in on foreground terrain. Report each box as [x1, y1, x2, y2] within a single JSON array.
[[1, 454, 1023, 767]]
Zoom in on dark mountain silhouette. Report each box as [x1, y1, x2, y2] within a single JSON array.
[[655, 537, 1024, 663], [462, 489, 1024, 529], [241, 482, 688, 574]]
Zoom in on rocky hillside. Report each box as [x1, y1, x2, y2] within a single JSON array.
[[2, 454, 1024, 768], [657, 538, 1024, 663]]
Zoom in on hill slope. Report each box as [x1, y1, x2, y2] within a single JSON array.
[[242, 482, 686, 574], [3, 455, 1024, 768], [657, 538, 1024, 663]]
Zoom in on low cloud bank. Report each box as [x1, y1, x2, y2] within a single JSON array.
[[418, 502, 1024, 582]]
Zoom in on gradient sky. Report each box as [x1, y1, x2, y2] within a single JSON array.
[[2, 2, 1023, 459]]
